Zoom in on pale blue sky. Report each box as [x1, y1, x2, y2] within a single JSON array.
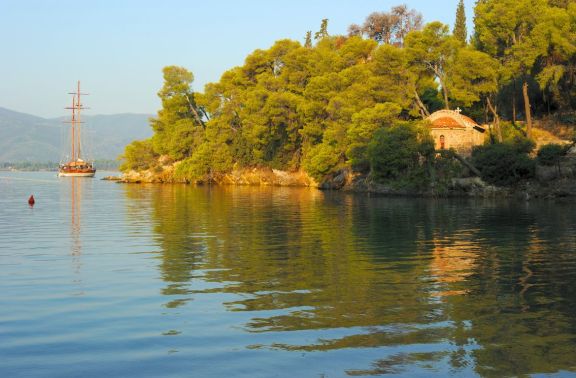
[[0, 0, 474, 118]]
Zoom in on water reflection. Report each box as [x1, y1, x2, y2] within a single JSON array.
[[61, 177, 85, 282], [124, 184, 576, 376]]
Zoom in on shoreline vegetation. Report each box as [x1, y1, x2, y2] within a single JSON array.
[[118, 1, 576, 198], [114, 161, 576, 199]]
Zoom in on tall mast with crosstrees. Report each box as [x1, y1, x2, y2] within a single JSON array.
[[64, 81, 88, 162], [59, 81, 95, 177]]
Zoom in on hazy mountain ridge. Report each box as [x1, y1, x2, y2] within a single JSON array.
[[0, 107, 153, 162]]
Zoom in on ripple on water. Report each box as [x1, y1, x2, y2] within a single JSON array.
[[1, 173, 576, 377]]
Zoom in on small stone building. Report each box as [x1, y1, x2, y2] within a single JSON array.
[[427, 109, 486, 156]]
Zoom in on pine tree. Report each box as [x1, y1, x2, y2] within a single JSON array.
[[453, 0, 467, 44], [314, 19, 329, 40], [304, 31, 312, 48]]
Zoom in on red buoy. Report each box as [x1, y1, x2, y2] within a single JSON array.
[[28, 195, 35, 206]]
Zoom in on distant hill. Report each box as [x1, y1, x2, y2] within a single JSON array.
[[0, 107, 153, 162]]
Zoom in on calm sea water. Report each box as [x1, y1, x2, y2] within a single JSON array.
[[1, 171, 576, 377]]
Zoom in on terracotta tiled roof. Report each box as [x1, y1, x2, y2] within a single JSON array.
[[459, 114, 478, 126], [427, 109, 484, 131], [431, 116, 466, 129]]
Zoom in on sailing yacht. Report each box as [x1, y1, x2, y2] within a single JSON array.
[[58, 81, 96, 177]]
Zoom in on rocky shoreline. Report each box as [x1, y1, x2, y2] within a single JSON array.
[[101, 162, 575, 199]]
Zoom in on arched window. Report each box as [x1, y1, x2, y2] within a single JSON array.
[[440, 135, 445, 150]]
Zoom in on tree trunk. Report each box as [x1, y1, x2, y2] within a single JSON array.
[[486, 98, 503, 143], [452, 150, 482, 177], [512, 79, 517, 124], [443, 86, 450, 110], [431, 64, 450, 109], [439, 77, 450, 110], [522, 81, 532, 138], [185, 94, 206, 128], [413, 89, 430, 118]]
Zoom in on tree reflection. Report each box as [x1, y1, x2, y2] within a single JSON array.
[[137, 184, 576, 376]]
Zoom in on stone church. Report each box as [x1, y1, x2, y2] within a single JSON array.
[[427, 109, 486, 156]]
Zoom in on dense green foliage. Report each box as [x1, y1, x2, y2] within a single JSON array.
[[472, 139, 536, 186], [475, 0, 576, 136], [453, 0, 467, 44], [537, 142, 569, 175], [368, 121, 434, 188], [537, 143, 568, 166], [121, 1, 576, 189], [119, 139, 158, 171]]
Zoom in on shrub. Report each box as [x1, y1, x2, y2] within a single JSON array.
[[175, 143, 233, 182], [302, 143, 340, 180], [119, 139, 159, 172], [537, 143, 567, 166], [368, 122, 433, 189], [471, 141, 535, 186], [537, 143, 568, 176], [509, 136, 536, 154]]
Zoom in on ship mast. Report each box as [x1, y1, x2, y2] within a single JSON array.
[[65, 81, 88, 162], [70, 96, 76, 161]]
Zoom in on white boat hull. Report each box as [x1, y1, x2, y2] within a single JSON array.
[[58, 171, 96, 177]]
